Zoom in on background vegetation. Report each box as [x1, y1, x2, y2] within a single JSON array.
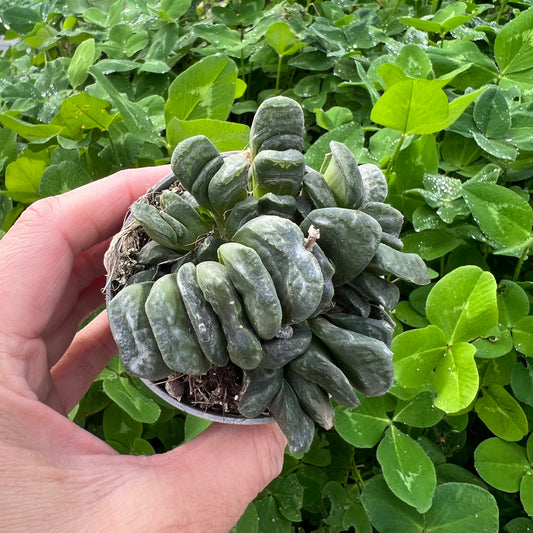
[[1, 0, 533, 531]]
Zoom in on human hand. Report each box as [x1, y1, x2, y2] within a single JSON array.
[[0, 167, 286, 533]]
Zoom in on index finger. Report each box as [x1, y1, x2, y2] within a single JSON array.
[[20, 165, 173, 257]]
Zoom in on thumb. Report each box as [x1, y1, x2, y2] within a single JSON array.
[[115, 423, 287, 533]]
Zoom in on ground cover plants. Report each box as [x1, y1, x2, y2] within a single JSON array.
[[1, 0, 532, 531]]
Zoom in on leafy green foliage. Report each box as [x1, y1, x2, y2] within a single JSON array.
[[1, 0, 533, 529]]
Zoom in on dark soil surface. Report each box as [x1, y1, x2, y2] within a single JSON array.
[[164, 364, 244, 416]]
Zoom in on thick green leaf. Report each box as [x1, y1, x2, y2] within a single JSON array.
[[511, 358, 533, 407], [478, 350, 516, 387], [401, 3, 476, 36], [0, 128, 17, 172], [102, 402, 143, 447], [424, 482, 499, 533], [166, 117, 249, 151], [296, 464, 328, 511], [504, 517, 533, 533], [193, 23, 243, 51], [269, 474, 304, 522], [513, 316, 533, 356], [494, 7, 533, 76], [0, 114, 63, 143], [393, 392, 445, 428], [39, 160, 91, 196], [366, 478, 497, 533], [255, 494, 292, 533], [473, 325, 514, 360], [125, 31, 149, 57], [441, 15, 475, 34], [426, 265, 498, 344], [429, 88, 487, 132], [2, 7, 41, 33], [370, 79, 449, 135], [305, 122, 366, 172], [472, 131, 518, 161], [229, 503, 258, 533], [397, 45, 432, 79], [421, 173, 463, 205], [88, 66, 158, 141], [183, 415, 212, 442], [377, 426, 436, 513], [138, 60, 170, 74], [131, 437, 155, 456], [392, 325, 447, 388], [402, 229, 464, 261], [52, 93, 118, 140], [5, 154, 48, 203], [361, 475, 424, 533], [103, 377, 161, 424], [323, 482, 372, 533], [334, 396, 391, 448], [160, 0, 192, 21], [473, 86, 511, 139], [265, 21, 305, 56], [521, 474, 533, 516], [369, 127, 404, 162], [67, 38, 96, 89], [497, 280, 530, 328], [399, 17, 443, 34], [474, 384, 529, 441], [165, 55, 238, 124], [94, 59, 139, 73], [76, 381, 111, 417], [393, 301, 430, 328], [435, 463, 488, 488], [474, 437, 529, 492], [82, 7, 107, 26], [463, 182, 533, 247], [434, 342, 478, 413], [315, 106, 353, 131], [526, 431, 533, 464], [377, 63, 408, 90]]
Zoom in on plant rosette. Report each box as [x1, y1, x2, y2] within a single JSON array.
[[104, 96, 430, 453]]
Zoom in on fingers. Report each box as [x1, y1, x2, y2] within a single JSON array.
[[0, 165, 171, 340], [112, 423, 287, 533], [51, 311, 117, 412], [17, 164, 173, 257]]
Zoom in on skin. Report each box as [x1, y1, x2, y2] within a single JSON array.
[[0, 165, 286, 533]]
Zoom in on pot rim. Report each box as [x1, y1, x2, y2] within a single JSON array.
[[106, 169, 274, 425], [141, 378, 273, 424]]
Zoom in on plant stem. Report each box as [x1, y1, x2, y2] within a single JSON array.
[[275, 54, 283, 95], [513, 245, 529, 281], [83, 147, 93, 176], [431, 0, 442, 14], [496, 0, 508, 22], [384, 133, 407, 179], [352, 461, 365, 488]]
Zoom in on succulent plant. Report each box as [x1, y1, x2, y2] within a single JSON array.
[[105, 96, 430, 454]]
